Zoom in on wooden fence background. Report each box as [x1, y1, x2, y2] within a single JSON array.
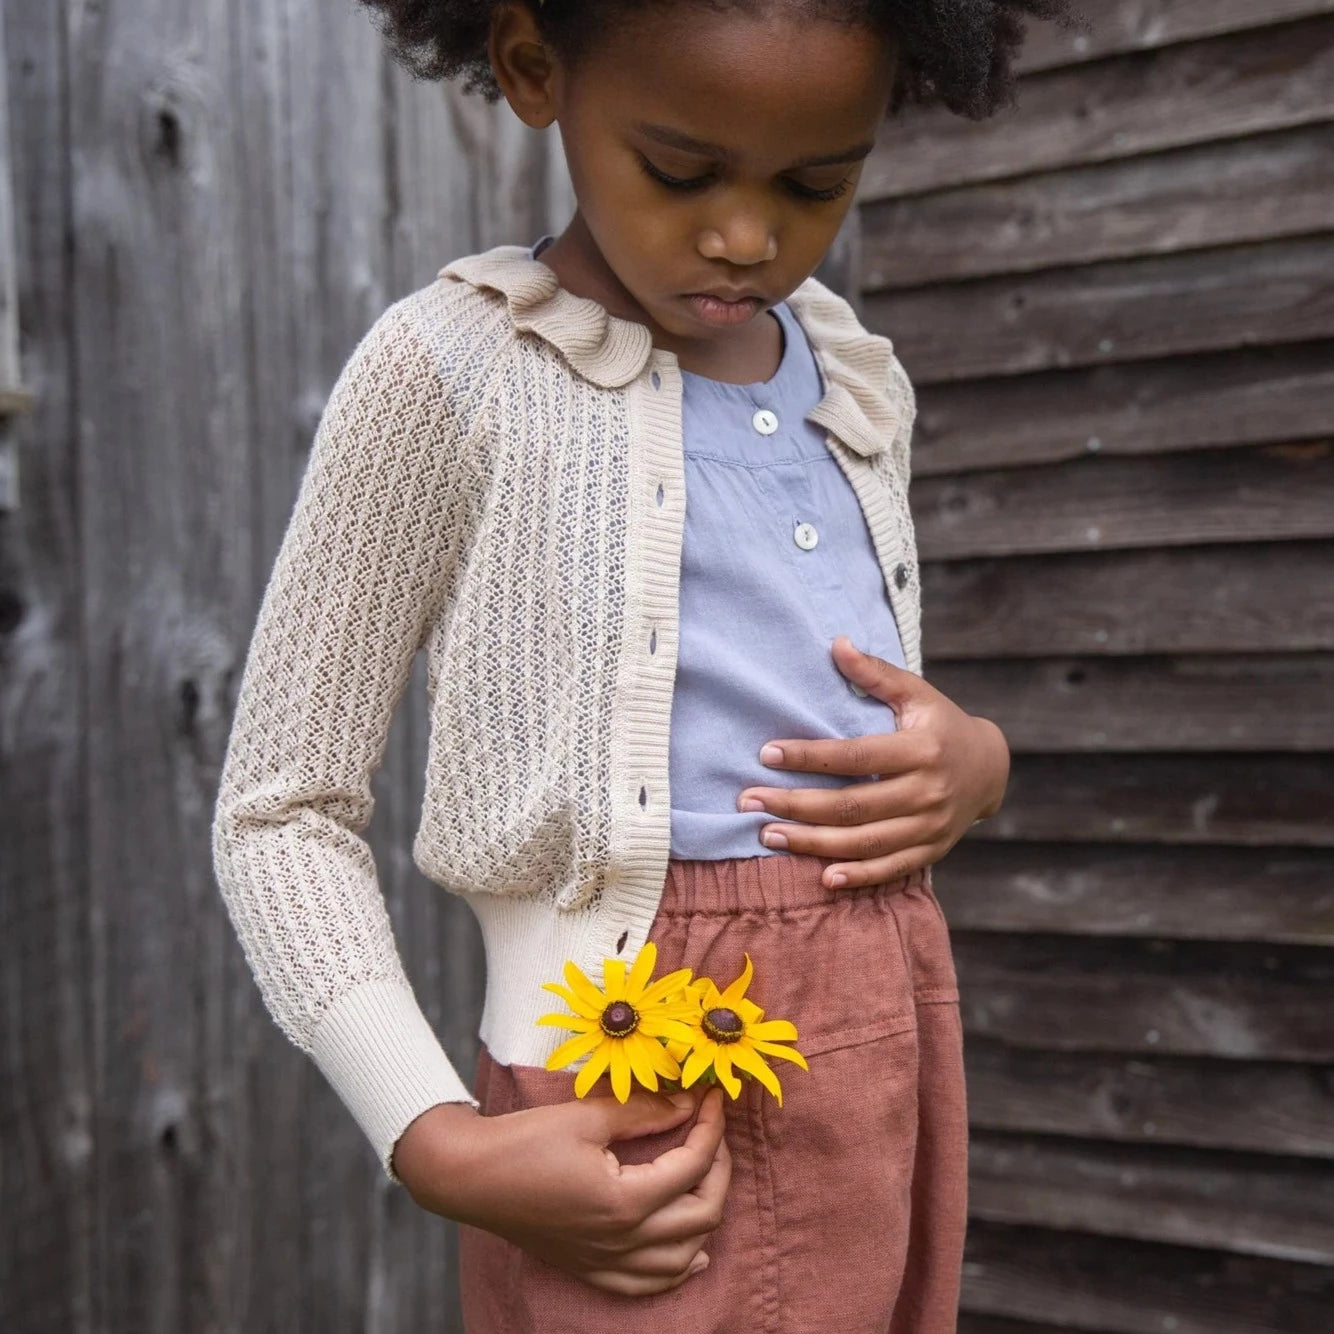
[[2, 1, 1331, 1331], [861, 4, 1334, 1330]]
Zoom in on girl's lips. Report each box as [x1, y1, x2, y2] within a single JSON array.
[[685, 292, 764, 327]]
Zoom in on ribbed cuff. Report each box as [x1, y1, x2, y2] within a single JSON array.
[[309, 978, 477, 1184]]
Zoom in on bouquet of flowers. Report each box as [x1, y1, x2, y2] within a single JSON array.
[[538, 943, 807, 1105]]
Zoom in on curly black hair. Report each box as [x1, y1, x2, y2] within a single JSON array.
[[359, 0, 1076, 121]]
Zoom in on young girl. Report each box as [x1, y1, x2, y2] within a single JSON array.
[[213, 0, 1068, 1328]]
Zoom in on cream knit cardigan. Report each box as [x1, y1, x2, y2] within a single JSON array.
[[211, 244, 922, 1180]]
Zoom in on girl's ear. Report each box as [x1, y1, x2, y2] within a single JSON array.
[[488, 3, 560, 129]]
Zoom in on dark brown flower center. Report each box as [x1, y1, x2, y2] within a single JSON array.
[[703, 1007, 744, 1044], [600, 1001, 639, 1038]]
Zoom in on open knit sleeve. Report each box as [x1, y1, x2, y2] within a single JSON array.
[[211, 293, 481, 1181]]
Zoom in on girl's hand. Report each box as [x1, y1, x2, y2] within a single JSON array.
[[737, 635, 1010, 891], [393, 1088, 731, 1295]]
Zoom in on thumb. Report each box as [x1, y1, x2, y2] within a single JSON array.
[[830, 635, 921, 708], [583, 1088, 698, 1146]]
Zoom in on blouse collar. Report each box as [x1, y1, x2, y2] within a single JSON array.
[[439, 244, 908, 458]]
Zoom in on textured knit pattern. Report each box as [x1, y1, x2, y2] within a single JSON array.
[[211, 245, 921, 1178]]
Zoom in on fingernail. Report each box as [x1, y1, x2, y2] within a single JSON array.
[[690, 1254, 710, 1275], [738, 797, 764, 813], [828, 872, 848, 888], [759, 745, 783, 765], [669, 1091, 694, 1110], [761, 828, 788, 849]]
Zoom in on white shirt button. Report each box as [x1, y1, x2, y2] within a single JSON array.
[[794, 522, 819, 551], [752, 408, 778, 435]]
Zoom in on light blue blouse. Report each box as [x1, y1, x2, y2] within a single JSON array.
[[529, 238, 907, 861]]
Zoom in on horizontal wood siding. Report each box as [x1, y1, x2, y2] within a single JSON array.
[[860, 3, 1334, 1326]]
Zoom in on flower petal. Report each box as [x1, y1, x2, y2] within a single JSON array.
[[719, 953, 755, 1009], [626, 1034, 660, 1092], [610, 1041, 632, 1102], [546, 1028, 607, 1071], [731, 1042, 783, 1105], [713, 1045, 742, 1099], [559, 967, 606, 1019], [639, 1016, 698, 1045], [682, 1044, 715, 1089], [752, 1038, 809, 1070], [649, 1040, 684, 1078], [536, 1012, 595, 1032], [574, 1041, 612, 1098], [625, 942, 657, 1002], [638, 967, 696, 1009], [604, 959, 628, 1004], [748, 1018, 798, 1043]]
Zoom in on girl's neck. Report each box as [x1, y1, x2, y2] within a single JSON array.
[[535, 213, 785, 384]]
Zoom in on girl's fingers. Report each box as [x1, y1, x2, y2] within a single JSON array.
[[757, 732, 922, 777], [757, 813, 926, 860], [582, 1251, 709, 1295], [822, 847, 936, 890], [620, 1135, 730, 1247], [740, 775, 920, 826]]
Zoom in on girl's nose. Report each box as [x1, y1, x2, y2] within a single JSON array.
[[697, 218, 778, 266]]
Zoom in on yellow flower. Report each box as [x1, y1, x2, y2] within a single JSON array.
[[680, 954, 808, 1106], [537, 942, 699, 1102]]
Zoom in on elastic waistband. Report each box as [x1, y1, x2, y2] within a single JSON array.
[[661, 853, 927, 915]]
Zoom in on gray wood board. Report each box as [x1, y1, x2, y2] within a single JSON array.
[[922, 542, 1334, 658], [912, 343, 1334, 476], [975, 754, 1334, 847], [969, 1131, 1334, 1264], [967, 1041, 1334, 1157], [862, 125, 1334, 288], [914, 443, 1334, 560], [961, 1221, 1334, 1333], [1018, 0, 1334, 75], [935, 842, 1334, 945], [929, 654, 1334, 752], [871, 235, 1334, 385], [865, 14, 1334, 198], [955, 933, 1334, 1060]]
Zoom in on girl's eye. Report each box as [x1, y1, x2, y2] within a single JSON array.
[[637, 155, 853, 203]]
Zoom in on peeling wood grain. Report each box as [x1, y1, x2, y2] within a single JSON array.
[[866, 14, 1334, 198], [935, 843, 1334, 945], [912, 343, 1334, 476], [922, 542, 1334, 658]]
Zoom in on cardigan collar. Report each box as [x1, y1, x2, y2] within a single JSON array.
[[439, 244, 907, 458]]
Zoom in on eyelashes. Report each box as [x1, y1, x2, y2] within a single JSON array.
[[637, 154, 853, 203]]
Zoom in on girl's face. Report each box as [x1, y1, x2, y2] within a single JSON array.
[[492, 4, 896, 354]]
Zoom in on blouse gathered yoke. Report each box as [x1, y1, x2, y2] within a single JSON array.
[[210, 243, 922, 1180]]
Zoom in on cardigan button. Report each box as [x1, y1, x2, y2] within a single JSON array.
[[893, 563, 909, 590]]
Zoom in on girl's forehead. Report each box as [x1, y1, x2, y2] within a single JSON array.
[[563, 7, 896, 152]]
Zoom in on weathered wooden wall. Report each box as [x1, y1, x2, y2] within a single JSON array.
[[5, 2, 1332, 1332], [855, 4, 1334, 1330], [0, 1, 570, 1328]]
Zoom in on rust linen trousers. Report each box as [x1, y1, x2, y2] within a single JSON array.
[[459, 853, 968, 1333]]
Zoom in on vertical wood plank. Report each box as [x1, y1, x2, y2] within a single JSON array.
[[0, 4, 93, 1331], [64, 0, 256, 1327]]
